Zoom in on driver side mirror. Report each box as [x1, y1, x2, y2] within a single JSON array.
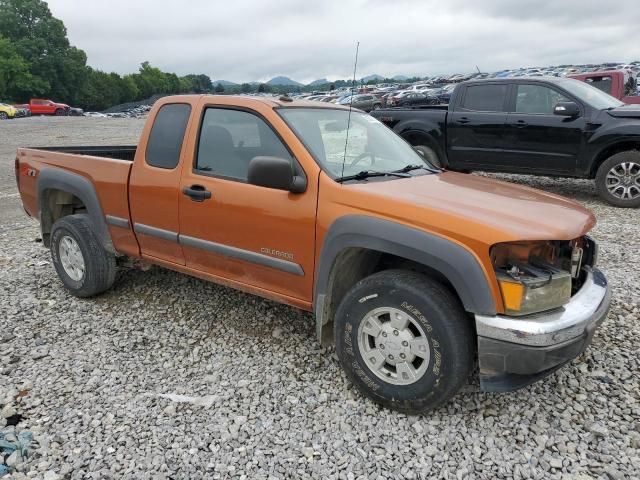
[[248, 156, 307, 193], [553, 101, 580, 117]]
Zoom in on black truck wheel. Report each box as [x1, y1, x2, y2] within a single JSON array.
[[334, 270, 474, 414], [50, 214, 116, 297], [595, 151, 640, 208], [414, 145, 442, 169]]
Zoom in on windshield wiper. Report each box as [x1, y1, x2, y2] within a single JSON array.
[[393, 163, 440, 174], [335, 169, 412, 183]]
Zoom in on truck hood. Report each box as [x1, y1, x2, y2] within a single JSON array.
[[346, 172, 595, 245], [607, 105, 640, 118]]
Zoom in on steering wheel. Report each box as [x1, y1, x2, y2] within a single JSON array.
[[350, 152, 376, 167]]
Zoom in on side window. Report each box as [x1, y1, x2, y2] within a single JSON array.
[[145, 103, 191, 169], [585, 76, 613, 95], [195, 108, 292, 180], [461, 84, 508, 112], [515, 85, 570, 114]]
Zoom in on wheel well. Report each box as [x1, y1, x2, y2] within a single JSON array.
[[40, 189, 88, 246], [401, 131, 444, 163], [318, 247, 464, 346], [590, 142, 640, 178]]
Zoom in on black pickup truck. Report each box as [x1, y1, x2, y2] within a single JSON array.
[[371, 77, 640, 207]]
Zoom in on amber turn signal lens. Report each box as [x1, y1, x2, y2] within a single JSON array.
[[498, 279, 524, 313]]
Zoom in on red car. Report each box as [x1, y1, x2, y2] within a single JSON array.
[[28, 99, 70, 116]]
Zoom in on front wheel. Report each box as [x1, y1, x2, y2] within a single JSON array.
[[0, 112, 8, 120], [595, 151, 640, 208], [334, 270, 474, 414], [51, 214, 116, 297], [55, 108, 66, 116]]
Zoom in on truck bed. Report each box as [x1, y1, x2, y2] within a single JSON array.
[[28, 145, 137, 161]]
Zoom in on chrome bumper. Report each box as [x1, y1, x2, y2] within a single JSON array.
[[476, 267, 610, 347], [476, 267, 611, 392]]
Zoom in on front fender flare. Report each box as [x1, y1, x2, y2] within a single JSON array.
[[314, 216, 496, 340]]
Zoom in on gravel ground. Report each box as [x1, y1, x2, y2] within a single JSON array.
[[0, 117, 639, 480]]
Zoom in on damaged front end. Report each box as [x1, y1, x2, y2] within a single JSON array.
[[476, 236, 610, 392]]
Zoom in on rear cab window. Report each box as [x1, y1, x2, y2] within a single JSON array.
[[460, 84, 508, 112], [145, 103, 191, 169]]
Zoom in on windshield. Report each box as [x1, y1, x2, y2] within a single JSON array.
[[278, 108, 429, 179], [560, 78, 624, 109]]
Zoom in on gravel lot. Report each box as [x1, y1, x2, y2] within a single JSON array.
[[1, 117, 639, 480]]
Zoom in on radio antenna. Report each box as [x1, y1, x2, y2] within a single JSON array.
[[341, 41, 360, 180]]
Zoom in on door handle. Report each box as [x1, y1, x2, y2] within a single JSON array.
[[182, 185, 212, 202], [456, 117, 470, 124], [515, 120, 528, 128]]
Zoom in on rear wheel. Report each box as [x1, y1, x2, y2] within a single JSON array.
[[414, 144, 442, 169], [595, 151, 640, 208], [334, 270, 474, 414], [50, 214, 116, 297]]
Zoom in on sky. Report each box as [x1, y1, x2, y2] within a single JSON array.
[[46, 0, 640, 84]]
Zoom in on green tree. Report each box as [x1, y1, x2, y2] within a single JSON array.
[[132, 61, 170, 98], [0, 35, 47, 100], [0, 0, 87, 102], [214, 83, 225, 93], [240, 83, 252, 93], [183, 74, 213, 93]]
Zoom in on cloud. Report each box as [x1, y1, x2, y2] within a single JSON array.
[[46, 0, 639, 83]]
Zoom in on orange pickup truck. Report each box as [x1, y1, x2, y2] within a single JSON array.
[[15, 95, 611, 413]]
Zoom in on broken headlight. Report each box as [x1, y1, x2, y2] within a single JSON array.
[[492, 241, 574, 316]]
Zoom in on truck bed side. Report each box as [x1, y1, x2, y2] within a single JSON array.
[[16, 147, 139, 256], [371, 107, 449, 162]]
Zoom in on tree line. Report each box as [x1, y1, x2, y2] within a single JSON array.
[[0, 0, 216, 110]]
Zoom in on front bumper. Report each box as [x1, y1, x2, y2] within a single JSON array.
[[476, 267, 611, 392]]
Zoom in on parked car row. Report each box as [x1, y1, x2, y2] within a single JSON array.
[[282, 61, 640, 112], [0, 99, 83, 119]]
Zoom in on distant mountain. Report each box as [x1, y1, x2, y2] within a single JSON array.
[[392, 75, 409, 81], [213, 79, 237, 86], [360, 74, 384, 82], [266, 76, 303, 86], [309, 78, 329, 86]]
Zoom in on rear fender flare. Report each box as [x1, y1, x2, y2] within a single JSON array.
[[37, 168, 114, 252]]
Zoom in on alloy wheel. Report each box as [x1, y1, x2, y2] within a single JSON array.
[[606, 161, 640, 200], [357, 306, 431, 385]]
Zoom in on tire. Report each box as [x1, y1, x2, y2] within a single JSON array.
[[0, 112, 7, 120], [50, 214, 116, 297], [595, 151, 640, 208], [414, 144, 442, 169], [55, 109, 65, 116], [334, 270, 474, 414], [372, 103, 382, 111]]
